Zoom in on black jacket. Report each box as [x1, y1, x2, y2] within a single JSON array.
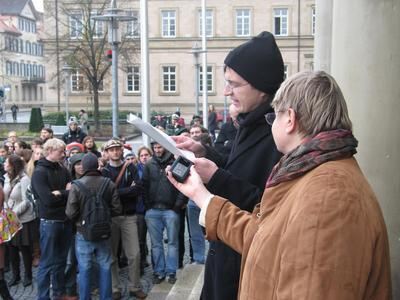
[[31, 158, 71, 220], [214, 121, 237, 156], [62, 128, 87, 144], [65, 172, 122, 227], [102, 163, 142, 216], [201, 100, 282, 300], [143, 152, 187, 212]]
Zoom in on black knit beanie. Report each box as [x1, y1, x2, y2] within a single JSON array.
[[224, 31, 284, 95], [81, 153, 99, 173]]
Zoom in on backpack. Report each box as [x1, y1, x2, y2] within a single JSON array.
[[25, 184, 38, 217], [73, 178, 111, 241]]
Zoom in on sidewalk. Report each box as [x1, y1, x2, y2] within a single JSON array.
[[5, 263, 154, 300]]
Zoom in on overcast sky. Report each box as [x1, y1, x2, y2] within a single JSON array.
[[32, 0, 43, 12]]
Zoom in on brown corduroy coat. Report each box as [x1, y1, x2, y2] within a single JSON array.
[[206, 158, 392, 300]]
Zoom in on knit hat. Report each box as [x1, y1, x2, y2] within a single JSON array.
[[224, 31, 284, 95], [81, 153, 99, 173], [66, 142, 84, 153], [68, 117, 78, 125], [103, 139, 123, 150], [171, 114, 179, 120], [69, 152, 84, 168]]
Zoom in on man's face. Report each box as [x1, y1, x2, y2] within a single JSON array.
[[8, 132, 17, 143], [190, 127, 202, 138], [40, 130, 51, 140], [0, 148, 7, 158], [223, 67, 267, 114], [69, 123, 78, 131], [47, 147, 65, 162], [74, 161, 84, 177], [107, 146, 123, 162], [152, 144, 165, 157], [139, 150, 151, 164]]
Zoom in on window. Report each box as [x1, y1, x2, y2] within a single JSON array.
[[127, 66, 140, 92], [13, 62, 19, 76], [199, 9, 213, 37], [39, 65, 44, 79], [70, 13, 83, 39], [71, 70, 84, 92], [20, 62, 25, 77], [274, 8, 288, 36], [199, 66, 213, 93], [6, 61, 12, 76], [26, 41, 31, 54], [127, 10, 140, 38], [311, 6, 316, 35], [19, 39, 24, 53], [162, 66, 176, 92], [90, 11, 104, 38], [235, 9, 251, 36], [161, 10, 176, 38]]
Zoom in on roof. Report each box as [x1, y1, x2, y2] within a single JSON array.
[[0, 0, 39, 20], [0, 16, 21, 35]]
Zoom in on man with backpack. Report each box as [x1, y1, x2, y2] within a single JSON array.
[[66, 153, 122, 300], [101, 139, 147, 300]]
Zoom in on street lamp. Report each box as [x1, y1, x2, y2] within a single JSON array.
[[92, 0, 136, 138], [190, 42, 202, 116], [62, 63, 73, 125]]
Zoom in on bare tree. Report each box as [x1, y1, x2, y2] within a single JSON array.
[[43, 0, 138, 132]]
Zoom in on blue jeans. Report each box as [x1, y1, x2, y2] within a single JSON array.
[[37, 219, 72, 300], [187, 200, 206, 264], [145, 209, 180, 276], [75, 233, 112, 300]]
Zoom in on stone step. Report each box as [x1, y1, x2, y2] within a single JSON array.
[[146, 264, 204, 300], [166, 264, 204, 300]]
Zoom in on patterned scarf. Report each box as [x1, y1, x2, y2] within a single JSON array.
[[266, 129, 358, 188]]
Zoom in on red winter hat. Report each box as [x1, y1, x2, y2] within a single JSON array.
[[66, 142, 84, 153]]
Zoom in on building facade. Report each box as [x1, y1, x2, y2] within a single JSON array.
[[0, 0, 46, 110], [43, 0, 315, 117]]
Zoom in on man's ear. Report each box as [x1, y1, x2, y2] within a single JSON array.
[[285, 108, 297, 134]]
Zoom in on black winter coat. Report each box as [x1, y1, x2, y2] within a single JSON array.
[[62, 128, 87, 144], [201, 100, 282, 300], [143, 152, 187, 212], [31, 158, 71, 220]]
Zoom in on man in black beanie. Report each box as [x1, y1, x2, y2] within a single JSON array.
[[171, 31, 283, 300]]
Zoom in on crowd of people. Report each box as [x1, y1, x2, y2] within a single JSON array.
[[0, 105, 236, 300], [0, 29, 392, 300]]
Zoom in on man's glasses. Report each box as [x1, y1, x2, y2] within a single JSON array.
[[224, 80, 249, 92]]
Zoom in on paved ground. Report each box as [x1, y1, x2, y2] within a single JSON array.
[[5, 224, 202, 299]]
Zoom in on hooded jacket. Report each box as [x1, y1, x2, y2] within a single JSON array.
[[143, 151, 187, 212], [31, 158, 71, 220]]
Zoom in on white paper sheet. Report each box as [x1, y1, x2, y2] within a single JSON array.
[[127, 113, 195, 162]]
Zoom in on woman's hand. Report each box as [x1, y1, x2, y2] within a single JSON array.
[[166, 165, 213, 209]]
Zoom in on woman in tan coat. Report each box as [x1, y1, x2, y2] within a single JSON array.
[[168, 71, 392, 299]]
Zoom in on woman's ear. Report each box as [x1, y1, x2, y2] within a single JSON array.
[[285, 108, 297, 134]]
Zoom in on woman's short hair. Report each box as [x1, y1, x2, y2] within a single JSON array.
[[272, 70, 352, 136], [42, 138, 66, 157]]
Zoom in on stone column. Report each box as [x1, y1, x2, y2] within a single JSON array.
[[315, 0, 400, 297], [314, 0, 333, 72]]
